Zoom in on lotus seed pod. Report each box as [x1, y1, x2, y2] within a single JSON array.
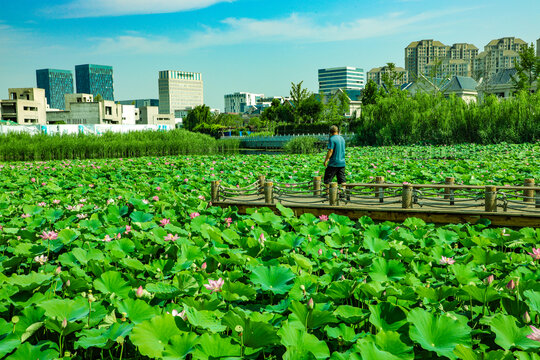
[[11, 316, 19, 324], [235, 325, 244, 333]]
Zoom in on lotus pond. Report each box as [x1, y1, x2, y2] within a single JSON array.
[[0, 144, 539, 359]]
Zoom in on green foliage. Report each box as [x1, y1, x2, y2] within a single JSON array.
[[355, 91, 540, 145], [283, 136, 321, 154], [512, 42, 540, 92], [0, 129, 240, 161], [184, 104, 214, 131]]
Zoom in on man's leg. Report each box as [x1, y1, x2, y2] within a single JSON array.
[[337, 168, 349, 201], [323, 166, 337, 198]]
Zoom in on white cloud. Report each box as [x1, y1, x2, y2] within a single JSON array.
[[44, 0, 235, 18], [90, 9, 468, 54]]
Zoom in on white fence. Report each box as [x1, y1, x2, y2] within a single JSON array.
[[0, 124, 173, 136]]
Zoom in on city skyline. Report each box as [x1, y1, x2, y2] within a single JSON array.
[[0, 0, 538, 110]]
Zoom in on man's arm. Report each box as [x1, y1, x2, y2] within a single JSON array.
[[324, 149, 333, 167]]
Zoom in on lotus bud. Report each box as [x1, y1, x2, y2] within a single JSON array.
[[506, 279, 516, 290], [523, 311, 531, 324], [116, 336, 125, 345], [318, 249, 323, 256], [55, 266, 62, 275], [66, 280, 70, 287], [201, 262, 207, 270], [333, 252, 337, 258], [136, 286, 144, 298], [341, 275, 345, 280], [300, 284, 306, 294], [340, 249, 344, 254], [235, 325, 244, 333], [62, 318, 68, 328], [308, 298, 314, 310], [486, 275, 494, 285]]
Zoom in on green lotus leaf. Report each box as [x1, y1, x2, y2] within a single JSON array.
[[355, 337, 402, 360], [277, 202, 295, 218], [484, 314, 540, 350], [278, 319, 330, 360], [162, 332, 199, 360], [453, 344, 478, 360], [289, 300, 338, 330], [407, 308, 471, 359], [75, 322, 133, 349], [183, 306, 226, 333], [38, 297, 89, 322], [192, 333, 242, 359], [146, 282, 181, 300], [221, 281, 257, 301], [250, 265, 296, 295], [325, 323, 361, 343], [93, 271, 131, 299], [333, 305, 368, 323], [5, 342, 58, 360], [120, 257, 145, 271], [57, 228, 78, 244], [116, 299, 158, 324], [130, 314, 183, 358], [7, 272, 53, 291], [369, 258, 406, 282], [326, 280, 357, 300], [372, 330, 414, 360], [222, 308, 280, 348], [369, 302, 407, 332], [452, 263, 479, 285], [524, 290, 540, 313]]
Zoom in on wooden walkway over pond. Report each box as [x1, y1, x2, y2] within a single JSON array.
[[212, 176, 540, 227]]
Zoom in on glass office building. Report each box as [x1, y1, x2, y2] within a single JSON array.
[[75, 64, 114, 101], [36, 69, 74, 110], [318, 67, 365, 94]]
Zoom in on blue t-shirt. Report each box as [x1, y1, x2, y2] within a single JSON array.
[[328, 135, 346, 167]]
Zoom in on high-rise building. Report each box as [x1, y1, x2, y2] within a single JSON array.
[[405, 40, 478, 77], [158, 70, 203, 116], [367, 65, 409, 87], [36, 69, 74, 110], [318, 67, 365, 94], [75, 64, 114, 101], [473, 37, 527, 79], [224, 92, 264, 113]]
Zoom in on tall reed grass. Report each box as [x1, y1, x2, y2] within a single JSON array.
[[0, 129, 240, 161]]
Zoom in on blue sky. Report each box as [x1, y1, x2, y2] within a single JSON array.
[[0, 0, 538, 110]]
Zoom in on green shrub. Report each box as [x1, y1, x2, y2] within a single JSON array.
[[283, 136, 321, 154]]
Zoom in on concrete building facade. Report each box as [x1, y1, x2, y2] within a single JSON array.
[[118, 99, 159, 108], [75, 64, 115, 101], [318, 67, 365, 94], [158, 70, 203, 117], [473, 37, 527, 80], [0, 88, 47, 125], [224, 92, 264, 113], [47, 93, 122, 125], [367, 65, 409, 86], [36, 69, 74, 110], [121, 105, 139, 125], [138, 106, 175, 127], [405, 40, 478, 77]]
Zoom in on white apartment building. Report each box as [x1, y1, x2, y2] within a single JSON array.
[[138, 106, 175, 127], [224, 92, 264, 113], [473, 37, 527, 79], [158, 70, 203, 118], [0, 88, 47, 125], [367, 66, 409, 86]]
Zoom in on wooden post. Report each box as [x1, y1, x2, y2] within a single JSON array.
[[258, 175, 266, 194], [375, 176, 385, 203], [313, 176, 321, 196], [329, 183, 339, 206], [211, 180, 220, 203], [485, 186, 497, 212], [264, 182, 273, 204], [524, 178, 535, 203], [402, 184, 413, 209], [536, 191, 540, 209], [444, 177, 455, 205]]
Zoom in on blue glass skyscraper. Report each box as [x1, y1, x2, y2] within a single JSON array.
[[36, 69, 74, 110], [75, 64, 114, 101]]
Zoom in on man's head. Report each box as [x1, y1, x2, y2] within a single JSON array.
[[330, 125, 339, 135]]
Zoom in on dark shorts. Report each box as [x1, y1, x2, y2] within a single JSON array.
[[324, 166, 346, 184]]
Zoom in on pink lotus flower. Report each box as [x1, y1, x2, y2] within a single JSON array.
[[164, 234, 179, 242], [156, 186, 161, 191], [31, 177, 36, 183], [40, 230, 58, 240], [38, 202, 46, 207], [190, 212, 200, 219], [102, 235, 113, 242], [204, 278, 224, 293], [41, 182, 46, 186], [225, 218, 232, 227], [319, 215, 328, 222], [485, 275, 494, 285], [528, 248, 540, 260], [107, 199, 114, 205], [76, 213, 87, 220], [439, 256, 455, 265], [170, 309, 187, 320], [506, 279, 516, 290], [34, 255, 48, 265], [21, 213, 31, 218], [152, 196, 159, 201], [160, 218, 170, 227], [201, 262, 207, 270], [142, 199, 149, 204], [136, 286, 144, 298], [198, 195, 205, 200], [259, 233, 266, 246], [527, 325, 540, 342], [52, 199, 61, 204], [124, 225, 132, 234]]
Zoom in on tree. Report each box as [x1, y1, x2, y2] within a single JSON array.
[[512, 43, 540, 92], [94, 94, 103, 102], [290, 81, 312, 120], [361, 79, 379, 105], [184, 105, 213, 131], [381, 62, 405, 94], [297, 94, 323, 123]]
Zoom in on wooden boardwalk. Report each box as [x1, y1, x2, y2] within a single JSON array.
[[212, 177, 540, 227]]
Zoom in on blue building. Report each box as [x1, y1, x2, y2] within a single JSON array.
[[75, 64, 114, 101], [36, 69, 74, 110], [318, 67, 365, 94], [118, 99, 159, 108]]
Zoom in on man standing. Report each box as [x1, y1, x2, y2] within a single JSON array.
[[323, 125, 346, 187]]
